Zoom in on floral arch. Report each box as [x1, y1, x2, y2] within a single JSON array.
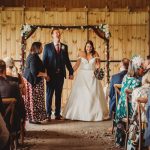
[[21, 24, 111, 83]]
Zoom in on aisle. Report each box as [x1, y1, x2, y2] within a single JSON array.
[[23, 120, 117, 150]]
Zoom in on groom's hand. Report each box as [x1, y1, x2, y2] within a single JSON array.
[[69, 75, 74, 80]]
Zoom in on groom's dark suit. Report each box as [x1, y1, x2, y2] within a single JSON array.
[[43, 42, 74, 117]]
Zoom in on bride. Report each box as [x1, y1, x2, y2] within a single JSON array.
[[63, 40, 108, 121]]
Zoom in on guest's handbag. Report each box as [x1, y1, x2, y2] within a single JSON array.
[[94, 68, 104, 80]]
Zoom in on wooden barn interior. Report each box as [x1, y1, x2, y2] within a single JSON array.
[[0, 0, 150, 150]]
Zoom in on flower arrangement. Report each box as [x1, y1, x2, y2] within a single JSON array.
[[21, 24, 32, 39], [99, 24, 110, 39], [94, 68, 105, 80], [131, 55, 144, 69]]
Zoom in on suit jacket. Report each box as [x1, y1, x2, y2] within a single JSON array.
[[43, 42, 74, 79], [109, 70, 127, 117]]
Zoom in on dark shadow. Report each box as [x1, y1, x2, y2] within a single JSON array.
[[25, 130, 80, 139]]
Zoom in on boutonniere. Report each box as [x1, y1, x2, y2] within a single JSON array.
[[61, 45, 65, 50]]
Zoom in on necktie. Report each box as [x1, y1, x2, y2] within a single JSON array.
[[55, 44, 60, 53]]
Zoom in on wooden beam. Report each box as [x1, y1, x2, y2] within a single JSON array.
[[0, 7, 149, 12]]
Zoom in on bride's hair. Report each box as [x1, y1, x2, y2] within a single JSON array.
[[84, 40, 95, 56]]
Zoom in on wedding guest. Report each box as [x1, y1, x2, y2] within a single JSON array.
[[23, 42, 47, 124], [4, 57, 25, 95], [0, 59, 24, 133], [109, 58, 130, 118], [115, 56, 144, 123], [115, 56, 144, 147], [132, 71, 150, 122]]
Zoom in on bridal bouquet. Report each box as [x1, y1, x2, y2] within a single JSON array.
[[94, 68, 105, 80]]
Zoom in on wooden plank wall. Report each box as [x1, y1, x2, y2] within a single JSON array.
[[0, 8, 149, 106], [1, 0, 150, 9]]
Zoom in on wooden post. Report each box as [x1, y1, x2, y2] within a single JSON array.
[[106, 39, 110, 83], [21, 36, 26, 72], [86, 8, 89, 41]]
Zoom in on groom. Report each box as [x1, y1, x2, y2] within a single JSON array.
[[43, 29, 74, 121]]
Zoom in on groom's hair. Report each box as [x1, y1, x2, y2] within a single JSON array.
[[121, 58, 130, 70], [51, 29, 60, 35]]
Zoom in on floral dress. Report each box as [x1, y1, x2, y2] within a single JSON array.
[[132, 85, 150, 122], [115, 75, 141, 123]]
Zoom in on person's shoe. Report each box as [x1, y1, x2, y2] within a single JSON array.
[[55, 115, 63, 120], [41, 117, 51, 124], [29, 120, 41, 124], [47, 116, 51, 122]]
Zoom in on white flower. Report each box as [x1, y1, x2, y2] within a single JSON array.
[[132, 55, 144, 68], [99, 24, 110, 39], [61, 45, 65, 50], [21, 24, 32, 37]]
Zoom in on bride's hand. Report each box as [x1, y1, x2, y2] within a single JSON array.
[[45, 75, 50, 82], [69, 75, 74, 80], [95, 63, 100, 69]]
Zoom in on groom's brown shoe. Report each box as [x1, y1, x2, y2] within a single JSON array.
[[55, 115, 63, 120]]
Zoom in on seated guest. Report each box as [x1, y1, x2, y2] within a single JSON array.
[[0, 59, 25, 132], [115, 56, 144, 147], [115, 55, 144, 123], [109, 58, 129, 118], [4, 57, 25, 95], [132, 71, 150, 122]]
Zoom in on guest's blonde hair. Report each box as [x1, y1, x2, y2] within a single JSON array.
[[142, 71, 150, 85], [3, 57, 18, 77]]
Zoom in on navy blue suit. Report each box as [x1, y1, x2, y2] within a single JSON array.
[[109, 70, 127, 118], [43, 42, 74, 117]]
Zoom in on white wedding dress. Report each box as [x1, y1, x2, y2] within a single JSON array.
[[63, 57, 108, 121]]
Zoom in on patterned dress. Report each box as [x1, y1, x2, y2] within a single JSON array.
[[127, 86, 150, 149], [132, 85, 150, 122], [115, 75, 141, 123], [23, 78, 47, 122]]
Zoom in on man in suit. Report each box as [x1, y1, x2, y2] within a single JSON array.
[[43, 29, 74, 120], [109, 58, 130, 118]]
